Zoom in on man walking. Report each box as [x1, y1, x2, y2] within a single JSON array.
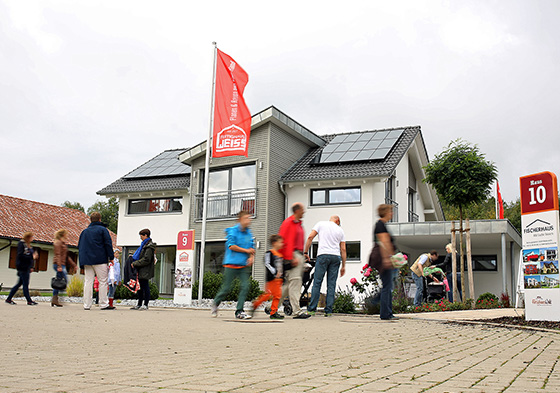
[[78, 212, 114, 310], [304, 215, 346, 317], [278, 203, 310, 319], [410, 250, 439, 307], [211, 210, 255, 319]]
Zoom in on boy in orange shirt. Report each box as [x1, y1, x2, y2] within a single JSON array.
[[250, 235, 284, 319]]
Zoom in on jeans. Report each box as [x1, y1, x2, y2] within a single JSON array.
[[108, 283, 117, 299], [52, 265, 68, 296], [412, 273, 424, 307], [380, 268, 397, 319], [447, 272, 462, 302], [214, 266, 251, 314], [308, 254, 341, 314], [7, 270, 32, 302], [137, 279, 151, 307]]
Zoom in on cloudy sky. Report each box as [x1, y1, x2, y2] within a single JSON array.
[[1, 1, 559, 209]]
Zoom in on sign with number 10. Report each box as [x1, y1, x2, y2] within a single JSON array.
[[520, 171, 558, 215]]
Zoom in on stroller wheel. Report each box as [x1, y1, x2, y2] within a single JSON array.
[[283, 299, 293, 316], [264, 306, 271, 315]]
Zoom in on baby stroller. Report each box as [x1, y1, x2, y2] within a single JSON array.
[[423, 269, 446, 303], [266, 258, 316, 316]]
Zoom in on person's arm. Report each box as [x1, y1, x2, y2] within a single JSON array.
[[132, 247, 154, 268], [376, 232, 394, 269], [339, 241, 346, 277], [54, 241, 63, 271], [228, 245, 255, 255], [103, 229, 114, 262], [304, 230, 318, 262]]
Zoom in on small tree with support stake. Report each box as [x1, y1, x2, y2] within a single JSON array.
[[423, 139, 497, 304]]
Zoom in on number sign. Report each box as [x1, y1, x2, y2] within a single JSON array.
[[177, 230, 194, 250], [520, 172, 558, 215]]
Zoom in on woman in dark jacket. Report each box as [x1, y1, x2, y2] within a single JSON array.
[[5, 232, 38, 305], [130, 228, 156, 310], [373, 204, 397, 320]]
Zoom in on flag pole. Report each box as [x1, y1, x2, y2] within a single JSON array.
[[198, 42, 218, 301]]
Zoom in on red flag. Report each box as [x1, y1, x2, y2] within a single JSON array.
[[497, 182, 504, 219], [212, 49, 251, 157]]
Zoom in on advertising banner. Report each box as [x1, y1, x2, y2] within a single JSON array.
[[520, 171, 560, 321], [174, 230, 195, 305]]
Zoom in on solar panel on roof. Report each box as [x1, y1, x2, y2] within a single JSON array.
[[317, 129, 403, 164], [124, 150, 190, 179]]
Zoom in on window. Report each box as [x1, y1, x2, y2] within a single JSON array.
[[8, 246, 47, 271], [465, 255, 498, 272], [311, 187, 361, 206], [128, 198, 183, 214], [309, 241, 361, 261], [197, 164, 257, 219]]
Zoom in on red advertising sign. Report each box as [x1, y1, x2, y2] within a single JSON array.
[[212, 49, 251, 158], [177, 230, 194, 250], [520, 171, 559, 215]]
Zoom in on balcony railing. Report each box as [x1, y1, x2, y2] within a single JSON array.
[[408, 211, 419, 222], [195, 188, 257, 220], [385, 198, 398, 222]]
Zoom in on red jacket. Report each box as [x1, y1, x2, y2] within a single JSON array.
[[278, 215, 304, 261]]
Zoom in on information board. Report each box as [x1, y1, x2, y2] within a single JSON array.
[[173, 230, 194, 305]]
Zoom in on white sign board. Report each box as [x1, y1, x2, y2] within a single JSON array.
[[173, 230, 194, 305]]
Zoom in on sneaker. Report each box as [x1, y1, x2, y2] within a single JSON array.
[[101, 306, 116, 310], [139, 305, 148, 310], [270, 313, 285, 319], [5, 300, 16, 305], [27, 301, 38, 305], [83, 307, 91, 310], [130, 305, 141, 310], [236, 311, 252, 320], [211, 303, 218, 317], [293, 313, 311, 319]]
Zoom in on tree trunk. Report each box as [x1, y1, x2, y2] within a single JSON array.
[[459, 208, 466, 300], [466, 218, 475, 308], [451, 221, 458, 303]]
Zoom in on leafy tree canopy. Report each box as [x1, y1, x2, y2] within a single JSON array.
[[87, 197, 119, 233], [442, 197, 521, 233], [424, 139, 498, 216], [61, 200, 85, 213]]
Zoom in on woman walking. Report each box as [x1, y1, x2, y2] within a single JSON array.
[[5, 232, 38, 305], [51, 229, 76, 307], [130, 229, 156, 310]]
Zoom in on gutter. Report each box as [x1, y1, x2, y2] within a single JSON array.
[[278, 180, 289, 217]]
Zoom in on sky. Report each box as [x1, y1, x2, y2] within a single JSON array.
[[1, 0, 559, 209]]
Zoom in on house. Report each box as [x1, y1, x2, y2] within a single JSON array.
[[542, 262, 558, 275], [99, 106, 521, 300], [0, 194, 117, 290]]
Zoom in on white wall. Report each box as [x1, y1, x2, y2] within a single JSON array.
[[116, 192, 190, 247]]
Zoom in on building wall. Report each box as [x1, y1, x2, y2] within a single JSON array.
[[116, 191, 190, 248]]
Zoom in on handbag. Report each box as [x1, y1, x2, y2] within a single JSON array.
[[51, 276, 67, 291]]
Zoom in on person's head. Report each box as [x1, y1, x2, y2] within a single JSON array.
[[54, 229, 68, 241], [90, 212, 101, 222], [22, 231, 33, 244], [429, 250, 439, 261], [139, 228, 151, 240], [114, 249, 120, 257], [237, 210, 252, 228], [377, 204, 393, 220], [269, 234, 284, 251], [445, 243, 453, 254], [292, 203, 305, 220], [329, 215, 341, 226]]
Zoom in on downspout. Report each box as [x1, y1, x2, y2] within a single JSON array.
[[279, 180, 288, 217], [501, 233, 507, 295]]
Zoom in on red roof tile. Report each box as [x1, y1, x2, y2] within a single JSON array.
[[0, 194, 117, 248]]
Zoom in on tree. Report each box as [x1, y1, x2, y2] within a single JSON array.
[[87, 197, 119, 233], [61, 200, 85, 213], [424, 139, 497, 303], [504, 199, 521, 233], [442, 197, 497, 221]]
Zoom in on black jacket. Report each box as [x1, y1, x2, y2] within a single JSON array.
[[434, 253, 453, 275], [16, 241, 35, 272], [132, 240, 156, 280]]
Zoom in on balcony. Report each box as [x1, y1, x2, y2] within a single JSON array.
[[385, 198, 398, 222], [195, 188, 257, 220], [408, 211, 419, 222]]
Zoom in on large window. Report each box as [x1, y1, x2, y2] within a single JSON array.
[[196, 164, 257, 219], [128, 198, 183, 214], [309, 241, 361, 261], [311, 187, 361, 206], [465, 255, 498, 272]]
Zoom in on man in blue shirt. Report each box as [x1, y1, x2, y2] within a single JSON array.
[[211, 210, 255, 319]]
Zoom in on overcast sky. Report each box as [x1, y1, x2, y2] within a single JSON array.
[[1, 1, 559, 210]]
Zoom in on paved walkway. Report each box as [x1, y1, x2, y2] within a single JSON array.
[[1, 302, 559, 392]]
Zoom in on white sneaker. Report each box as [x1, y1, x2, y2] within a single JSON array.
[[236, 311, 252, 320], [211, 303, 218, 317], [139, 305, 148, 310]]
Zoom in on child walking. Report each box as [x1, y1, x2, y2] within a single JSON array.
[[250, 234, 284, 319]]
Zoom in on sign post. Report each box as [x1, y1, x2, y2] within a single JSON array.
[[520, 171, 560, 321], [174, 230, 195, 305]]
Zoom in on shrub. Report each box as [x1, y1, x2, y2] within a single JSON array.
[[477, 292, 498, 303], [500, 292, 511, 308], [363, 295, 380, 315], [66, 275, 84, 297], [475, 298, 501, 309], [191, 271, 262, 301], [114, 282, 159, 300], [392, 295, 413, 314], [332, 289, 356, 314]]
